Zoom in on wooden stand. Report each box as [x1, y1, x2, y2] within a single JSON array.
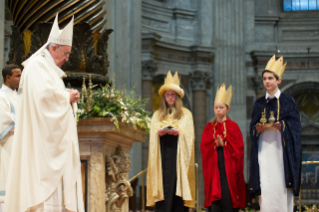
[[77, 118, 147, 212]]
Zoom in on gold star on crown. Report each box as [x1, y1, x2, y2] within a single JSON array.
[[264, 55, 287, 79], [214, 83, 232, 107]]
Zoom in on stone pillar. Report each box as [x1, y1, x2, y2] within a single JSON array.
[[0, 0, 5, 86], [88, 145, 106, 212], [190, 71, 212, 208], [104, 0, 143, 181], [105, 0, 142, 95], [141, 60, 157, 170], [245, 0, 256, 179], [213, 0, 247, 179], [196, 0, 213, 46]]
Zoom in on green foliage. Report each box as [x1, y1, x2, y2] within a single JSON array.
[[244, 207, 258, 212], [77, 78, 151, 133]]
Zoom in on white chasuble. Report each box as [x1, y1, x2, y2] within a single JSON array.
[[4, 49, 84, 212], [0, 84, 18, 210], [258, 129, 294, 212]]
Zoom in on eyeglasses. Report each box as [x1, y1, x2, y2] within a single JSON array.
[[57, 45, 71, 58], [165, 93, 176, 98]]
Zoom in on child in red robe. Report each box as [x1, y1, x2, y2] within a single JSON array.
[[201, 84, 245, 212]]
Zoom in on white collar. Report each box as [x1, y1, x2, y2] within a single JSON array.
[[42, 49, 67, 79], [44, 49, 55, 63], [1, 84, 17, 94], [265, 89, 281, 99]]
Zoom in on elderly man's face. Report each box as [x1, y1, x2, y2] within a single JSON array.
[[50, 45, 71, 67]]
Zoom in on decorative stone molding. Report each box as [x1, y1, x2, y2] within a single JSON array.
[[251, 71, 264, 95], [105, 146, 133, 212], [142, 60, 157, 80], [7, 23, 113, 76], [189, 71, 213, 91], [173, 8, 196, 20]]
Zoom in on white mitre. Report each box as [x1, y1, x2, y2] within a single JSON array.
[[22, 13, 74, 67]]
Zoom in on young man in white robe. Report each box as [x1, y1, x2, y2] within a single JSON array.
[[249, 55, 302, 212], [0, 64, 21, 212], [4, 14, 84, 212]]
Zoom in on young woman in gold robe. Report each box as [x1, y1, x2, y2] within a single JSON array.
[[146, 71, 195, 212]]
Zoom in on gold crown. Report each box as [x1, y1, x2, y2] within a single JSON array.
[[158, 71, 184, 98], [214, 83, 232, 107], [264, 55, 287, 79], [164, 70, 180, 85]]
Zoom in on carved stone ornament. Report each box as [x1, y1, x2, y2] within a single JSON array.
[[189, 71, 214, 91], [142, 60, 157, 80], [7, 22, 113, 75], [252, 70, 264, 95], [105, 146, 133, 212]]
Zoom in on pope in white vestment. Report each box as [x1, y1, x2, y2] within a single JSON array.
[[4, 14, 84, 212]]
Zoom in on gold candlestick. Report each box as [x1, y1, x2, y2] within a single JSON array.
[[269, 111, 275, 124], [260, 108, 267, 125]]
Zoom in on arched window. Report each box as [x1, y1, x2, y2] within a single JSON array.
[[284, 0, 319, 11]]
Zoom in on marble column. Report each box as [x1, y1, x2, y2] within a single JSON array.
[[213, 0, 247, 180], [0, 0, 5, 86], [141, 60, 157, 170], [190, 71, 212, 208]]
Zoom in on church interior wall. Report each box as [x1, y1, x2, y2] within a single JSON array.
[[142, 0, 198, 46]]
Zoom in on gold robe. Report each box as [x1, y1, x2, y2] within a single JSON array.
[[147, 107, 195, 208]]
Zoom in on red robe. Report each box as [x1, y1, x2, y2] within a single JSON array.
[[201, 118, 245, 208]]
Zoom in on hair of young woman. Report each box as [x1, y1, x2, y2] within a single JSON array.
[[158, 93, 184, 121], [210, 105, 232, 124]]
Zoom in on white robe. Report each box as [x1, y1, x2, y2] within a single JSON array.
[[4, 49, 84, 212], [258, 125, 293, 212], [0, 85, 18, 210]]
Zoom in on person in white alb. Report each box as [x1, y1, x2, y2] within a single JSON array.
[[4, 13, 84, 212], [0, 64, 21, 212]]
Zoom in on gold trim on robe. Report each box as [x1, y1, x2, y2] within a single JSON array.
[[146, 107, 195, 208]]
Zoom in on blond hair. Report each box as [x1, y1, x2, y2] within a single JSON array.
[[158, 94, 184, 121]]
